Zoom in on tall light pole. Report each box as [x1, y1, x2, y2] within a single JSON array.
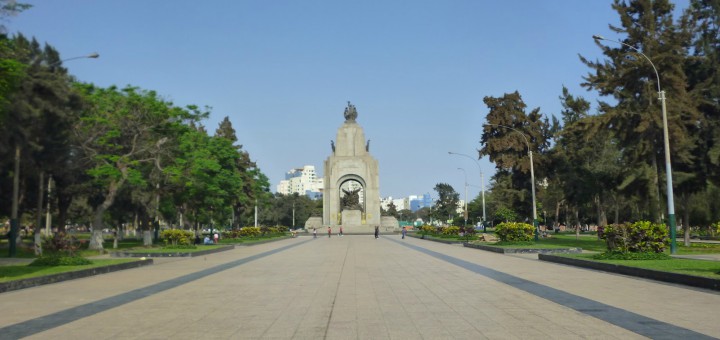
[[593, 35, 677, 254], [448, 151, 486, 228], [8, 52, 99, 257], [483, 124, 538, 241], [457, 168, 468, 229]]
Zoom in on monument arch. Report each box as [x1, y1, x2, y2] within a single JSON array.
[[305, 102, 398, 234]]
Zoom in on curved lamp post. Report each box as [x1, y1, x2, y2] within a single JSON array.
[[483, 124, 538, 241], [593, 35, 676, 254], [448, 151, 486, 229], [457, 167, 468, 229], [9, 52, 99, 257]]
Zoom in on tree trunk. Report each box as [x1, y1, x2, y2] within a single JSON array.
[[650, 157, 661, 223], [89, 229, 104, 252], [35, 172, 45, 255], [574, 208, 580, 239], [34, 171, 45, 234], [554, 200, 561, 229], [34, 233, 43, 256], [57, 190, 72, 233], [595, 195, 608, 227], [143, 230, 153, 246], [142, 216, 153, 246], [683, 195, 691, 247], [613, 193, 619, 225], [89, 177, 125, 251]]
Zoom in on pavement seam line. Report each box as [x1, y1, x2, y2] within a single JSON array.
[[391, 237, 716, 340], [0, 239, 311, 340], [322, 239, 351, 340]]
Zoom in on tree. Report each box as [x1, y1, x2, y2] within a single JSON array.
[[73, 85, 204, 250], [479, 91, 551, 220], [581, 0, 697, 224], [0, 1, 31, 34], [398, 209, 413, 222], [0, 35, 82, 254], [678, 0, 720, 243], [549, 86, 624, 229], [213, 116, 269, 228], [384, 201, 399, 218], [432, 183, 459, 224]]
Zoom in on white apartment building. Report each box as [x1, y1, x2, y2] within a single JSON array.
[[380, 196, 409, 211], [276, 165, 324, 198]]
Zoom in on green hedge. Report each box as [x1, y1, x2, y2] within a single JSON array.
[[494, 222, 534, 242], [602, 221, 668, 253], [30, 255, 92, 266], [160, 229, 194, 246]]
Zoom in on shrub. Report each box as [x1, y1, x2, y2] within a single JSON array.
[[494, 222, 534, 242], [460, 225, 476, 236], [222, 230, 241, 239], [442, 226, 460, 235], [163, 244, 197, 250], [30, 255, 92, 266], [261, 226, 280, 235], [239, 227, 261, 237], [420, 225, 434, 235], [160, 229, 194, 246], [42, 232, 81, 256], [602, 221, 668, 253], [592, 251, 671, 260], [494, 207, 518, 223]]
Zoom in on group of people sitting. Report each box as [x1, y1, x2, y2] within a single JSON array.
[[194, 234, 218, 245]]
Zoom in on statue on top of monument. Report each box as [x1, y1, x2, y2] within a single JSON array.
[[343, 101, 358, 122], [341, 188, 362, 211]]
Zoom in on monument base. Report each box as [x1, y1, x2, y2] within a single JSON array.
[[341, 209, 362, 227], [304, 217, 323, 232], [381, 216, 400, 233]]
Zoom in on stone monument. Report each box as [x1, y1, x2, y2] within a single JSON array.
[[305, 102, 398, 234]]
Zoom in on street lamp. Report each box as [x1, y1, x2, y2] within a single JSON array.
[[593, 35, 677, 254], [448, 151, 486, 229], [457, 168, 468, 229], [8, 52, 100, 257], [483, 124, 538, 241]]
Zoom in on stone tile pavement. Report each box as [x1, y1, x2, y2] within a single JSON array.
[[0, 235, 718, 339]]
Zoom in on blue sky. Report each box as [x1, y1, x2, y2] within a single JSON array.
[[9, 1, 688, 200]]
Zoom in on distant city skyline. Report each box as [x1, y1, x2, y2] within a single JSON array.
[[9, 1, 689, 200]]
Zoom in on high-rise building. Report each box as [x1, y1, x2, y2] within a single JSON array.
[[276, 165, 324, 199], [410, 193, 433, 212]]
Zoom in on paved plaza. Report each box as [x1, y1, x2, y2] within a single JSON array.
[[0, 235, 718, 339]]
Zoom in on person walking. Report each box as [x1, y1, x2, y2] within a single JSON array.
[[374, 226, 379, 239], [328, 227, 332, 238], [313, 227, 317, 238], [339, 226, 343, 237], [401, 226, 406, 239]]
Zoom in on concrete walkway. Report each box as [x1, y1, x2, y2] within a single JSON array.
[[0, 235, 718, 339]]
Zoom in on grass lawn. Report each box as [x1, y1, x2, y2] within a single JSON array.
[[534, 234, 607, 252], [486, 242, 578, 249], [0, 259, 138, 283], [121, 245, 226, 253], [565, 253, 720, 279], [674, 242, 720, 255], [466, 234, 607, 251], [469, 234, 720, 254], [218, 234, 290, 244]]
